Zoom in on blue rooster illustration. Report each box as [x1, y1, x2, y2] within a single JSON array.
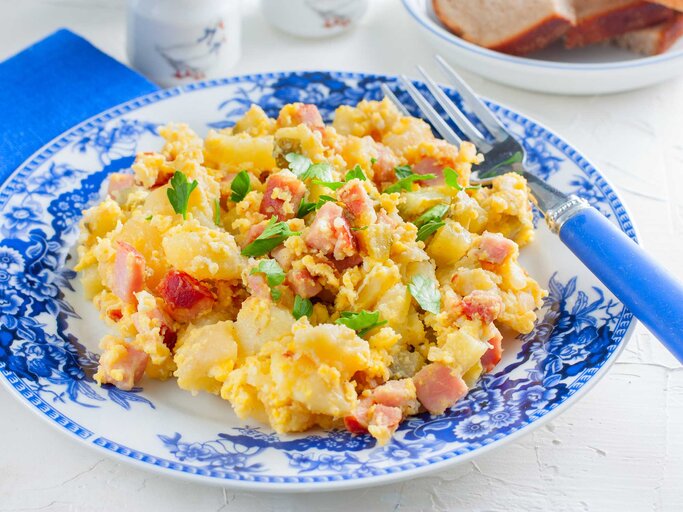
[[156, 20, 227, 81]]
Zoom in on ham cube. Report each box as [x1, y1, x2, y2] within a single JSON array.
[[413, 157, 446, 185], [96, 339, 148, 391], [108, 173, 135, 202], [344, 396, 373, 434], [476, 232, 516, 265], [157, 270, 215, 323], [286, 268, 322, 299], [461, 290, 503, 324], [112, 241, 146, 304], [303, 202, 358, 261], [371, 379, 417, 409], [260, 172, 307, 221], [338, 180, 377, 224], [414, 363, 469, 415], [290, 104, 325, 131], [481, 330, 503, 373]]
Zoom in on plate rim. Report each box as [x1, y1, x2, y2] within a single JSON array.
[[0, 70, 638, 492], [401, 0, 683, 71]]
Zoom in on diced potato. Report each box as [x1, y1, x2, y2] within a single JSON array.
[[162, 219, 243, 280], [272, 125, 325, 168], [382, 118, 434, 155], [233, 105, 276, 136], [174, 320, 238, 394], [427, 220, 473, 267], [462, 360, 483, 388], [428, 326, 489, 373], [358, 223, 392, 261], [204, 131, 276, 172], [234, 297, 295, 357], [399, 190, 450, 219], [354, 263, 402, 311]]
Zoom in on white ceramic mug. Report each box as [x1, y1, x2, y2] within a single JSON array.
[[261, 0, 368, 38], [127, 0, 241, 88]]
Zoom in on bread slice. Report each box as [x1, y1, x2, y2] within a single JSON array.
[[649, 0, 683, 11], [613, 12, 683, 53], [566, 0, 676, 48], [432, 0, 575, 55]]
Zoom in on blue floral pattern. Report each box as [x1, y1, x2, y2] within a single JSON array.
[[0, 72, 635, 487]]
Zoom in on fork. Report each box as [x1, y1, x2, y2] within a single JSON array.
[[384, 55, 683, 361]]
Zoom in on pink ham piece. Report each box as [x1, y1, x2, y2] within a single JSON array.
[[414, 363, 469, 415], [112, 241, 146, 304], [413, 158, 446, 185], [371, 143, 399, 185], [157, 270, 216, 323], [368, 404, 402, 434], [344, 396, 373, 434], [338, 180, 377, 223], [271, 245, 294, 271], [286, 268, 322, 299], [461, 290, 503, 324], [245, 222, 267, 245], [371, 379, 416, 409], [329, 254, 363, 273], [260, 172, 307, 221], [476, 232, 516, 265], [290, 104, 325, 131], [247, 274, 271, 300], [132, 305, 177, 351], [481, 330, 503, 373], [108, 173, 135, 201], [98, 344, 148, 391], [303, 202, 358, 261]]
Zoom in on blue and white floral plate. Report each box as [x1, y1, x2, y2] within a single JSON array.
[[0, 71, 636, 492]]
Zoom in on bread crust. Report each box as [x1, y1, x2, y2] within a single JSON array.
[[491, 15, 573, 55], [432, 0, 572, 55], [566, 1, 675, 47], [649, 0, 683, 12]]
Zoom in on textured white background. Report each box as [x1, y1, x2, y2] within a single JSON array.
[[1, 0, 682, 510]]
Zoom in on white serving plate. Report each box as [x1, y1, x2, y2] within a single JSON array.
[[0, 71, 636, 491]]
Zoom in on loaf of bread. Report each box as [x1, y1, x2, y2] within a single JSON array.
[[565, 0, 675, 47], [613, 12, 683, 53], [431, 0, 575, 55]]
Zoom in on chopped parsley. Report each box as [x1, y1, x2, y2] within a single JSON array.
[[250, 259, 286, 301], [166, 171, 198, 219], [230, 170, 251, 202], [444, 167, 481, 191], [335, 310, 387, 337], [312, 179, 344, 191], [296, 195, 336, 218], [370, 157, 378, 165], [145, 215, 153, 221], [241, 217, 301, 257], [344, 165, 367, 182], [351, 226, 368, 231], [384, 165, 436, 194], [414, 204, 449, 242], [285, 152, 312, 176], [293, 295, 314, 320], [408, 275, 441, 314]]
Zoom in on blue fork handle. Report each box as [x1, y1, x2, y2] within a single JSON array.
[[559, 207, 683, 361]]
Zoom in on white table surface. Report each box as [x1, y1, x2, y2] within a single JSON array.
[[1, 0, 682, 510]]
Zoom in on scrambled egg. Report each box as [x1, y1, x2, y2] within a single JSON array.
[[77, 98, 546, 444]]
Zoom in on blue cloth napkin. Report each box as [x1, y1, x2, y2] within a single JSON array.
[[0, 29, 160, 183]]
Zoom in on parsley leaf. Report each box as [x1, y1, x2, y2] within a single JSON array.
[[444, 167, 481, 191], [250, 259, 286, 301], [351, 226, 368, 231], [303, 162, 334, 182], [145, 215, 153, 221], [344, 165, 367, 182], [370, 157, 378, 165], [296, 195, 336, 218], [416, 220, 445, 242], [230, 170, 251, 202], [296, 200, 317, 218], [414, 204, 449, 227], [241, 217, 301, 257], [285, 152, 312, 177], [384, 173, 436, 194], [213, 198, 221, 226], [414, 204, 449, 241], [408, 275, 441, 314], [167, 171, 198, 219], [293, 295, 314, 320], [335, 310, 387, 337], [394, 165, 414, 179], [312, 179, 345, 191]]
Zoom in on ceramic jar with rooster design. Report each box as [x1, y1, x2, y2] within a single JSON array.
[[127, 0, 241, 87], [261, 0, 368, 38]]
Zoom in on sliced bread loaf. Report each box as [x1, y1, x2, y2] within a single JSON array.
[[566, 0, 675, 48], [613, 12, 683, 53], [432, 0, 575, 55]]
